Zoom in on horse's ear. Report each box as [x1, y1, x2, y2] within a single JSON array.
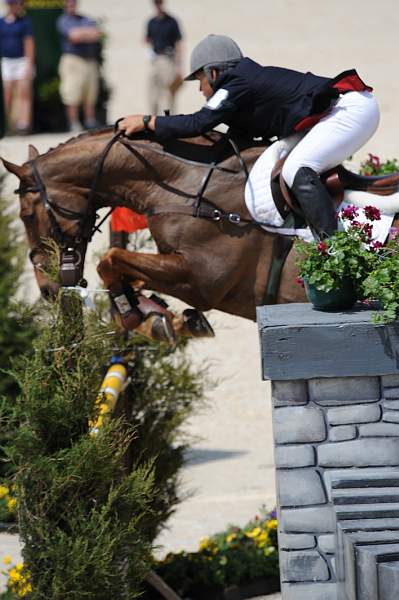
[[28, 144, 39, 160], [1, 158, 24, 179]]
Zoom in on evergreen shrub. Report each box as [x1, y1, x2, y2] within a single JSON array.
[[1, 289, 205, 599]]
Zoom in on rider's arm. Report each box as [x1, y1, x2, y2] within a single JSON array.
[[119, 77, 253, 139]]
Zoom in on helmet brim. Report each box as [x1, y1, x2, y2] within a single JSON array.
[[184, 69, 200, 81]]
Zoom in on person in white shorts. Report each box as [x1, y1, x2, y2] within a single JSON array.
[[0, 0, 35, 134], [56, 0, 101, 133]]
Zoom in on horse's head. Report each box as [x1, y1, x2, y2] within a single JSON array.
[[2, 145, 90, 298]]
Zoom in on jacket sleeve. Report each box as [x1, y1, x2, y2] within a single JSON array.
[[155, 76, 253, 140]]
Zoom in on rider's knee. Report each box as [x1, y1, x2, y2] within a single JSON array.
[[282, 157, 319, 189], [282, 158, 303, 188]]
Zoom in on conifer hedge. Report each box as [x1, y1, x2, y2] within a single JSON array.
[[1, 289, 205, 598], [0, 185, 37, 482]]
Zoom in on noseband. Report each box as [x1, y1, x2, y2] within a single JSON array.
[[15, 132, 123, 286]]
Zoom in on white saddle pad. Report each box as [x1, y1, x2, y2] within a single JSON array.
[[244, 135, 398, 243]]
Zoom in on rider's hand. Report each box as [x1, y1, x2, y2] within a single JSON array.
[[118, 115, 155, 136]]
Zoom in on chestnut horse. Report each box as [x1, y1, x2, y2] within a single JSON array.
[[2, 128, 398, 340]]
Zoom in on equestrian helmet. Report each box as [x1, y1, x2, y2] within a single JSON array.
[[184, 34, 243, 81]]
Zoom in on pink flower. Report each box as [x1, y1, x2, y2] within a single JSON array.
[[368, 153, 381, 169], [363, 205, 381, 221], [351, 220, 362, 229], [389, 227, 399, 241], [362, 223, 373, 240], [340, 205, 359, 221]]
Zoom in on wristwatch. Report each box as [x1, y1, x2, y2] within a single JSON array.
[[143, 115, 151, 131]]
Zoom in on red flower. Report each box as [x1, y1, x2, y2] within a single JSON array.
[[363, 205, 381, 221], [360, 222, 373, 240], [295, 276, 304, 288], [371, 240, 383, 251], [340, 205, 359, 221], [317, 241, 328, 254]]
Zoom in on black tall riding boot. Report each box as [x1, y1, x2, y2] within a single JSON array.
[[291, 167, 337, 238]]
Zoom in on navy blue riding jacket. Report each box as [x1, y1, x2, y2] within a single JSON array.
[[155, 58, 371, 141]]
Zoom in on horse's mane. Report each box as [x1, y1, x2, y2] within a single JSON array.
[[39, 126, 268, 166]]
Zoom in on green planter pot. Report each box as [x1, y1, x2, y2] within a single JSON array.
[[304, 278, 357, 311]]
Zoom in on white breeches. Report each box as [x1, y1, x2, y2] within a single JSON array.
[[281, 91, 380, 187]]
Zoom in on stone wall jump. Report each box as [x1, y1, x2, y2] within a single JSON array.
[[257, 304, 399, 600]]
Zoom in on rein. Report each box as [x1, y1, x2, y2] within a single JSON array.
[[15, 128, 282, 286]]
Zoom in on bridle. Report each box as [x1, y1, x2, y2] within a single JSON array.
[[15, 127, 258, 288], [15, 132, 124, 286]]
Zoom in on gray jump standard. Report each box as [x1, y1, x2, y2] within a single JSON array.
[[257, 303, 399, 600]]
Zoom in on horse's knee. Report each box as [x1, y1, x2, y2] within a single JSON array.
[[97, 251, 116, 281]]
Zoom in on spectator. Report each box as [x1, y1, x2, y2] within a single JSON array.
[[0, 0, 34, 135], [56, 0, 101, 132], [145, 0, 182, 115]]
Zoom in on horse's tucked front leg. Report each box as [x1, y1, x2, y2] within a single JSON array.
[[97, 248, 214, 343]]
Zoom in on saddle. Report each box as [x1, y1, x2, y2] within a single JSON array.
[[271, 158, 399, 219]]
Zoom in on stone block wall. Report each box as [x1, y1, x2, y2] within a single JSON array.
[[257, 304, 399, 600]]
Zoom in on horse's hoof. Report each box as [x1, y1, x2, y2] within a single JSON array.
[[183, 309, 215, 338], [150, 314, 177, 345]]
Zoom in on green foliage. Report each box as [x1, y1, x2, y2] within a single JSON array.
[[0, 184, 37, 484], [147, 509, 279, 599], [295, 207, 378, 295], [1, 288, 206, 598], [363, 235, 399, 323], [3, 293, 154, 599], [359, 153, 399, 176], [0, 191, 37, 402]]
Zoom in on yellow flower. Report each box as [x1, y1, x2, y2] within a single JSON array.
[[199, 537, 210, 551], [255, 531, 269, 548], [9, 567, 22, 582], [264, 546, 276, 556], [16, 563, 23, 571], [266, 519, 278, 530], [226, 533, 237, 543], [0, 486, 9, 499], [7, 497, 17, 512], [246, 527, 261, 538], [2, 555, 12, 565]]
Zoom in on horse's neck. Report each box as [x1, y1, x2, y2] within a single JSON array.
[[41, 133, 259, 214]]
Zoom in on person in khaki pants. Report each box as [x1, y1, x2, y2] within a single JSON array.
[[145, 0, 183, 115], [56, 0, 101, 132]]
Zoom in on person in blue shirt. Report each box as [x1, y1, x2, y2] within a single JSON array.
[[118, 34, 380, 238], [0, 0, 34, 135], [56, 0, 102, 132], [145, 0, 183, 115]]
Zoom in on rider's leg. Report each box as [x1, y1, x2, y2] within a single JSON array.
[[282, 91, 380, 237]]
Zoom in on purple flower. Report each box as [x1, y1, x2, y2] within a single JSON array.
[[363, 205, 381, 221], [340, 205, 359, 221]]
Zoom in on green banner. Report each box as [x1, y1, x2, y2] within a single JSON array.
[[26, 0, 63, 8]]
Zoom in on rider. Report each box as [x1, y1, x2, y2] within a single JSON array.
[[118, 34, 380, 238]]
